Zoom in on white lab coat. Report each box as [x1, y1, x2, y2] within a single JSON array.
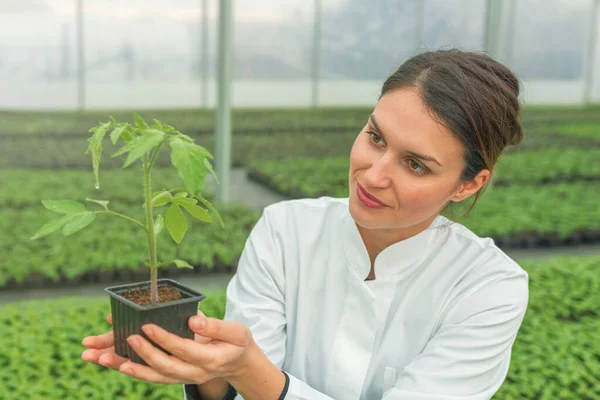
[[186, 197, 528, 400]]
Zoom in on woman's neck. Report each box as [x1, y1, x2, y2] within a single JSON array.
[[356, 216, 437, 279]]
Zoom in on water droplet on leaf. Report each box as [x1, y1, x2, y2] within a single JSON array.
[[95, 184, 100, 190]]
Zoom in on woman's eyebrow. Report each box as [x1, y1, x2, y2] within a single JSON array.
[[368, 114, 443, 167], [368, 114, 383, 133], [407, 151, 442, 166]]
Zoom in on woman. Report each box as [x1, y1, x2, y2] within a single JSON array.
[[82, 49, 529, 400]]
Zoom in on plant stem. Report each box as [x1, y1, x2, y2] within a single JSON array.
[[97, 211, 147, 231], [148, 140, 165, 170], [143, 155, 158, 305]]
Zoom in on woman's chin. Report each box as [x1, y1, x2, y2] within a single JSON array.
[[349, 199, 382, 228]]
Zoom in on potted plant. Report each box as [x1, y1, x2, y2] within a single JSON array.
[[31, 114, 223, 365]]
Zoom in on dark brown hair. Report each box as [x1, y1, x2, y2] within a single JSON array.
[[380, 49, 523, 215]]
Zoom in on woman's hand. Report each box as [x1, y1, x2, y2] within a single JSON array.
[[81, 313, 213, 368], [81, 314, 128, 368], [81, 312, 256, 386]]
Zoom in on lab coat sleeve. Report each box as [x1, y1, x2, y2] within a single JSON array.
[[382, 271, 529, 400], [223, 209, 337, 400]]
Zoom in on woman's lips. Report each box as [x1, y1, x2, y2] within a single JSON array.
[[356, 184, 387, 209]]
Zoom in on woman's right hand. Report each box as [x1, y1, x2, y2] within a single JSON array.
[[82, 313, 217, 366], [81, 313, 231, 400], [81, 314, 128, 368]]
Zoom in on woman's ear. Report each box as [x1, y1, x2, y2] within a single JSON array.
[[450, 169, 490, 203]]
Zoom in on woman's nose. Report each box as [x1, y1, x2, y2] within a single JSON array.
[[363, 156, 392, 189]]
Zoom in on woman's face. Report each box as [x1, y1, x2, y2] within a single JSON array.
[[348, 87, 487, 232]]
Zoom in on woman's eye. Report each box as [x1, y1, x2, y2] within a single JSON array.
[[408, 159, 427, 174], [367, 131, 385, 146]]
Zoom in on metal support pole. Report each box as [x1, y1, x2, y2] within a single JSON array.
[[414, 0, 425, 55], [201, 0, 209, 108], [484, 0, 506, 59], [484, 0, 507, 190], [583, 0, 599, 104], [484, 0, 516, 64], [503, 0, 517, 66], [215, 0, 233, 203], [76, 0, 85, 110], [61, 23, 70, 79], [311, 0, 322, 108], [483, 0, 493, 54]]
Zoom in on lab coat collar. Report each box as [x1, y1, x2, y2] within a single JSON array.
[[342, 204, 442, 281]]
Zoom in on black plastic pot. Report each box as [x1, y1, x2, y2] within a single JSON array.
[[105, 278, 206, 365]]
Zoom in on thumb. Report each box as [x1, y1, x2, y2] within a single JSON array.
[[190, 311, 212, 344], [189, 314, 251, 347]]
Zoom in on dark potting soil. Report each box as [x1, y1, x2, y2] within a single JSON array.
[[123, 285, 183, 306]]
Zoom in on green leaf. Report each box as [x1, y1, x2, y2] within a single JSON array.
[[84, 119, 113, 189], [112, 129, 165, 168], [134, 113, 149, 130], [172, 259, 194, 269], [42, 200, 86, 214], [196, 194, 224, 228], [85, 198, 110, 211], [180, 203, 212, 223], [153, 119, 171, 130], [154, 120, 180, 134], [165, 204, 187, 244], [151, 191, 173, 208], [154, 214, 164, 237], [142, 189, 175, 209], [204, 159, 219, 184], [62, 212, 96, 236], [154, 120, 195, 143], [173, 197, 198, 207], [169, 137, 214, 196], [174, 192, 188, 198], [176, 132, 195, 143], [30, 215, 75, 240], [109, 123, 135, 145], [141, 128, 167, 137]]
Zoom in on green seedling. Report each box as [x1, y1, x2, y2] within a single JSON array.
[[31, 113, 223, 305]]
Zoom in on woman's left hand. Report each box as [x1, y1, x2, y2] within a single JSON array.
[[111, 314, 256, 385]]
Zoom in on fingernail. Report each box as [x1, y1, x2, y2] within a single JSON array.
[[81, 350, 92, 361], [191, 316, 206, 330], [127, 336, 140, 349], [82, 337, 91, 346], [120, 362, 135, 376], [142, 325, 154, 336]]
